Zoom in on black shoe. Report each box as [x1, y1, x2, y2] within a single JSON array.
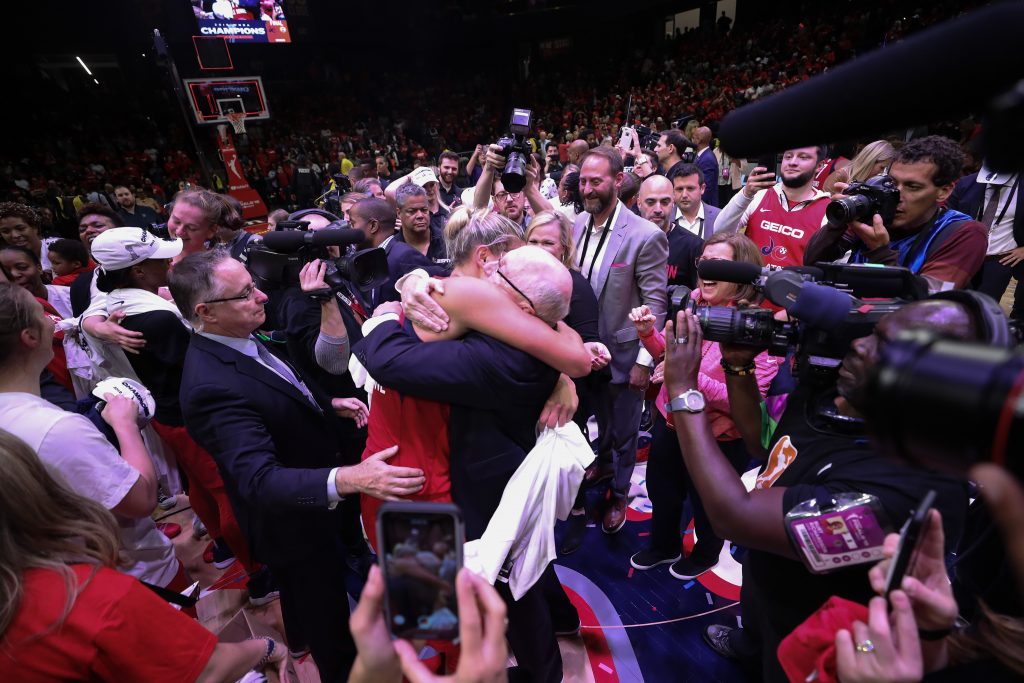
[[559, 513, 587, 555], [703, 624, 741, 660], [669, 556, 718, 580], [247, 567, 280, 607], [630, 547, 681, 570]]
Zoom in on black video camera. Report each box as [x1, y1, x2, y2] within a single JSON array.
[[825, 174, 900, 226], [245, 221, 389, 294], [632, 125, 661, 152], [865, 329, 1024, 481], [495, 108, 534, 193], [669, 262, 928, 384], [319, 174, 354, 216]]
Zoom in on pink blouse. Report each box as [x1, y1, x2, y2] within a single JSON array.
[[641, 323, 779, 441]]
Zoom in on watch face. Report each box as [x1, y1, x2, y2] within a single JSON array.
[[684, 391, 706, 411]]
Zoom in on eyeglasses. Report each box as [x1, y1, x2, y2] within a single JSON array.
[[494, 191, 522, 201], [203, 283, 257, 305], [495, 268, 535, 312]]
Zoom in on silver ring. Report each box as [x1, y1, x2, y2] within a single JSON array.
[[855, 639, 875, 654], [674, 336, 688, 344]]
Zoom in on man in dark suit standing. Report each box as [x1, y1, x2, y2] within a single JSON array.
[[170, 250, 425, 683], [573, 147, 669, 533], [672, 164, 722, 239], [355, 246, 578, 683], [948, 165, 1023, 320], [693, 127, 720, 208]]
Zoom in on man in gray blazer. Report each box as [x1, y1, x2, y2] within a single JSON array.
[[671, 164, 721, 238], [573, 147, 669, 533]]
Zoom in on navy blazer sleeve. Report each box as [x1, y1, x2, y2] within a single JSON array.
[[355, 321, 551, 408], [183, 381, 334, 511], [946, 173, 981, 218]]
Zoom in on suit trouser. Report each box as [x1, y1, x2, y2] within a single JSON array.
[[646, 412, 750, 563], [594, 381, 643, 499], [274, 549, 356, 683], [972, 256, 1024, 320], [497, 563, 564, 683]]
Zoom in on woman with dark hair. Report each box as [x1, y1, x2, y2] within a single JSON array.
[[0, 429, 287, 681], [628, 232, 780, 580]]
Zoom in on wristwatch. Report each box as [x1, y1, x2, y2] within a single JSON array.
[[668, 389, 706, 413]]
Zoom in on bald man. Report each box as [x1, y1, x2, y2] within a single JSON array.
[[638, 175, 703, 289], [693, 126, 720, 207], [567, 139, 590, 166]]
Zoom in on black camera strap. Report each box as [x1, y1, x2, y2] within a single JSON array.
[[577, 212, 615, 281]]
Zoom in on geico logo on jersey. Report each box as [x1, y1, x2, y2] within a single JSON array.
[[759, 220, 805, 238]]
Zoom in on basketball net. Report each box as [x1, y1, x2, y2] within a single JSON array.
[[226, 111, 247, 135]]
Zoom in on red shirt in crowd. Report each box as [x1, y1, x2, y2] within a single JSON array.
[[1, 565, 217, 682]]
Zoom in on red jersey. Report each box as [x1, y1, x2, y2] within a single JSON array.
[[37, 297, 73, 393], [745, 189, 829, 268], [361, 378, 452, 552]]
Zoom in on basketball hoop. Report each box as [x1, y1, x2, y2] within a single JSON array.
[[226, 112, 247, 135]]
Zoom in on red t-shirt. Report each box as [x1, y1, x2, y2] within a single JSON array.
[[1, 565, 217, 682]]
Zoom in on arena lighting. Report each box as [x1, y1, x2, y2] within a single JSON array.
[[75, 56, 93, 76], [93, 78, 99, 85]]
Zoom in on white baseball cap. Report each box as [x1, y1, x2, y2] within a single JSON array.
[[410, 167, 439, 187], [91, 227, 183, 271], [92, 377, 157, 425]]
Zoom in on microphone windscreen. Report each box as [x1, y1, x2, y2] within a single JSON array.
[[788, 283, 852, 330], [261, 230, 310, 252], [718, 3, 1024, 158], [698, 259, 762, 283], [309, 228, 366, 247]]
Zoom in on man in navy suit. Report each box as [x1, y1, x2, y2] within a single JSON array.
[[355, 246, 577, 683], [170, 250, 425, 683], [672, 164, 722, 239], [693, 127, 721, 208], [948, 165, 1023, 320]]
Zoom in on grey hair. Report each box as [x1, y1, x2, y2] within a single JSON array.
[[500, 246, 571, 325], [167, 249, 232, 325], [446, 212, 523, 265], [395, 183, 427, 210]]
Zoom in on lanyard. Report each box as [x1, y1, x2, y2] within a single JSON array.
[[978, 174, 1019, 229], [577, 205, 617, 281], [334, 286, 368, 324]]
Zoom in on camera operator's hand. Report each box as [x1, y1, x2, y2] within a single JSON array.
[[835, 592, 924, 683], [850, 214, 890, 251], [525, 155, 542, 189], [585, 341, 611, 371], [348, 564, 402, 683], [300, 258, 329, 293], [337, 446, 426, 501], [742, 167, 777, 199], [629, 305, 657, 338], [332, 397, 369, 428], [539, 374, 578, 429], [867, 510, 957, 633], [663, 311, 703, 396], [399, 272, 449, 332], [484, 144, 507, 173], [394, 569, 508, 683]]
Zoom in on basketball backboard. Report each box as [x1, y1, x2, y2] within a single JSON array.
[[184, 76, 270, 125]]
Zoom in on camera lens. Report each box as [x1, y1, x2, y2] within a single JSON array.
[[826, 194, 873, 224], [501, 153, 527, 193]]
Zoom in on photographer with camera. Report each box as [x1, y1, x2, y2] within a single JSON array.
[[659, 295, 978, 682], [804, 136, 988, 290], [715, 146, 831, 268]]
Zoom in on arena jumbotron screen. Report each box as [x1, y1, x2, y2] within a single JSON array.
[[193, 0, 291, 44]]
